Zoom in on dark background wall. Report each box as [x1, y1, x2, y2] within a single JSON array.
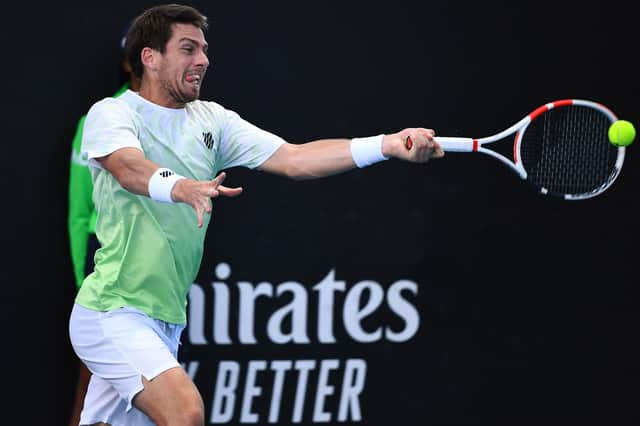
[[2, 1, 638, 424]]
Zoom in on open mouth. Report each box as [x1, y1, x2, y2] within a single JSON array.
[[185, 74, 201, 86]]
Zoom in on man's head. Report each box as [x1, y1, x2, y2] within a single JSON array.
[[125, 4, 209, 106]]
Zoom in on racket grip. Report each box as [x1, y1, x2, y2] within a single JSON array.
[[404, 135, 475, 152], [434, 136, 475, 152]]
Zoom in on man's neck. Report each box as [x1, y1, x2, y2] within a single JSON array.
[[138, 81, 185, 109]]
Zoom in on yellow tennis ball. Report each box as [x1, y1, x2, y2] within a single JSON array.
[[608, 120, 636, 147]]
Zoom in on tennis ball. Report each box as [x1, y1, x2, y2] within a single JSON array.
[[608, 120, 636, 147]]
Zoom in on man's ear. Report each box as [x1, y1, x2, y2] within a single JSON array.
[[141, 47, 158, 72]]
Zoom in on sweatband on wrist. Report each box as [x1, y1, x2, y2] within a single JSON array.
[[148, 168, 185, 203], [350, 134, 388, 168]]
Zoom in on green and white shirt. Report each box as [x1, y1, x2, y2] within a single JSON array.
[[76, 90, 285, 324]]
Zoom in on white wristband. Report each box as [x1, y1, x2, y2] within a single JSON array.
[[350, 134, 388, 168], [148, 168, 185, 203]]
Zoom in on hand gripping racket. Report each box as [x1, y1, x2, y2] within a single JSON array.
[[406, 99, 626, 200]]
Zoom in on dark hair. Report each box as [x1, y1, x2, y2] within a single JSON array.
[[117, 19, 134, 88], [125, 4, 208, 78]]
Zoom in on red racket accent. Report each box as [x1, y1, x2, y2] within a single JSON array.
[[552, 99, 573, 108], [513, 132, 520, 164], [529, 99, 574, 120], [529, 104, 550, 120], [473, 140, 479, 151]]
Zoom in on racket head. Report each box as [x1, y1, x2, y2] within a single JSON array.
[[515, 100, 625, 200]]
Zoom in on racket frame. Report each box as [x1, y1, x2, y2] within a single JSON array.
[[434, 99, 626, 200]]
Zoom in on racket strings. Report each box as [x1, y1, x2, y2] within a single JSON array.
[[520, 107, 617, 196]]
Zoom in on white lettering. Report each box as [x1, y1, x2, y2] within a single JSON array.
[[268, 360, 292, 423], [338, 359, 366, 421], [211, 361, 240, 423], [212, 283, 232, 344], [240, 360, 267, 423], [313, 270, 346, 344], [313, 359, 339, 422], [292, 360, 315, 422], [343, 281, 384, 343], [386, 280, 420, 342], [238, 282, 273, 344], [267, 281, 310, 344], [209, 359, 367, 424], [186, 264, 421, 345]]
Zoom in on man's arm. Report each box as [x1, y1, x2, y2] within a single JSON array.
[[258, 128, 443, 180], [97, 147, 158, 195], [97, 147, 242, 227]]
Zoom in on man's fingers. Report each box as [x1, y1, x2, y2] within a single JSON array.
[[211, 171, 227, 186], [194, 198, 213, 228], [218, 185, 243, 197], [187, 173, 240, 226], [401, 128, 444, 162], [196, 208, 204, 228]]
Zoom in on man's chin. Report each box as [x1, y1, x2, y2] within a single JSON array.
[[178, 86, 200, 103], [185, 89, 200, 102], [177, 95, 197, 105]]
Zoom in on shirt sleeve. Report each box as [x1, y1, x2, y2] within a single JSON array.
[[217, 108, 286, 170], [82, 97, 142, 169]]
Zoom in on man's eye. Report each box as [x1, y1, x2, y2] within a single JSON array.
[[182, 47, 194, 53]]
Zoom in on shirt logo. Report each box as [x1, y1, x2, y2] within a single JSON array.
[[202, 131, 214, 149]]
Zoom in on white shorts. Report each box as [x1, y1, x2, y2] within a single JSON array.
[[69, 303, 185, 426]]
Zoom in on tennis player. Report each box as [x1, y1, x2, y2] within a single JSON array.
[[68, 4, 443, 425]]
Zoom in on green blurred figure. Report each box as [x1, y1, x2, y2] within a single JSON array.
[[67, 24, 141, 426]]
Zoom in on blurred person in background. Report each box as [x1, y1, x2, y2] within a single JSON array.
[[67, 20, 140, 426]]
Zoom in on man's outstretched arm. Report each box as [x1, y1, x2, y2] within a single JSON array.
[[258, 128, 444, 180]]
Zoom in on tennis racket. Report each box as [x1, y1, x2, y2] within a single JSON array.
[[406, 99, 626, 200]]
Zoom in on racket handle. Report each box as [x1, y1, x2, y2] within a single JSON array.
[[404, 136, 475, 152], [434, 136, 475, 152]]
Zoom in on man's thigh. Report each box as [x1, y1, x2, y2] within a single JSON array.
[[133, 366, 204, 424]]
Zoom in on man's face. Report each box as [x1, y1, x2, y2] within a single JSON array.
[[157, 23, 209, 105]]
